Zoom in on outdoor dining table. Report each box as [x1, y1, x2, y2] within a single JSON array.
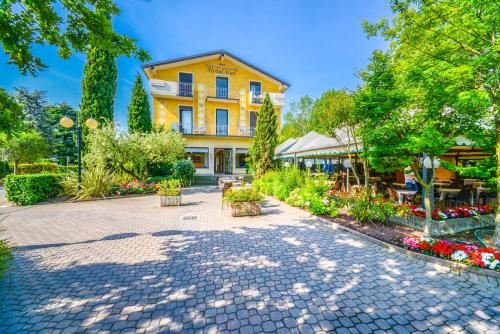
[[436, 188, 461, 201], [395, 190, 417, 204]]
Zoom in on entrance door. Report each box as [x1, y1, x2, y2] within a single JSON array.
[[214, 148, 232, 174]]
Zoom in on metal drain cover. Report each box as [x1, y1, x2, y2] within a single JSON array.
[[181, 214, 199, 221]]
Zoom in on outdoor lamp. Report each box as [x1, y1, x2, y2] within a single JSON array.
[[59, 114, 99, 190], [60, 116, 74, 128], [342, 159, 352, 169], [85, 117, 98, 129], [284, 161, 290, 168], [305, 160, 313, 168], [423, 157, 440, 169]]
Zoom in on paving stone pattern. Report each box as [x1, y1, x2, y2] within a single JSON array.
[[0, 187, 498, 333]]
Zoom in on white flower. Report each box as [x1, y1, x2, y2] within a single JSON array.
[[322, 198, 330, 205], [451, 250, 468, 261], [489, 260, 499, 270], [481, 253, 495, 265], [304, 201, 310, 207]]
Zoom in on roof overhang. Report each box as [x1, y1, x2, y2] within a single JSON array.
[[142, 50, 290, 91]]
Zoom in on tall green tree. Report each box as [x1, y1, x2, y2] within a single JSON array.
[[364, 0, 498, 243], [280, 95, 314, 143], [0, 88, 23, 137], [128, 74, 152, 133], [45, 103, 78, 165], [7, 132, 47, 173], [250, 93, 278, 178], [311, 89, 367, 186], [0, 0, 150, 75], [80, 46, 117, 136], [14, 87, 50, 136]]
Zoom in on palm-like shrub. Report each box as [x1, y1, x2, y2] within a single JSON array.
[[60, 165, 116, 200]]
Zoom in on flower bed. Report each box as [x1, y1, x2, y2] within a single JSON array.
[[402, 237, 499, 271], [111, 180, 158, 196], [409, 204, 494, 220]]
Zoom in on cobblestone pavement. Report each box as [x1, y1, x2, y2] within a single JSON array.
[[0, 187, 498, 333]]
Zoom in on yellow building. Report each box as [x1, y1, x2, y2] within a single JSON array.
[[142, 50, 289, 176]]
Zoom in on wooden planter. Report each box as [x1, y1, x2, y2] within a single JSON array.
[[160, 195, 181, 206], [230, 201, 261, 217]]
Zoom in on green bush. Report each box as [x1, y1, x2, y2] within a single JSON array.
[[0, 160, 10, 179], [5, 173, 62, 205], [333, 189, 395, 223], [60, 165, 115, 200], [16, 162, 58, 174], [173, 160, 195, 186], [157, 179, 182, 196], [254, 167, 305, 199], [0, 237, 13, 280], [150, 161, 174, 177], [146, 176, 170, 184], [224, 188, 264, 203]]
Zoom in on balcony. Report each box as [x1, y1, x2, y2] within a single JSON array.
[[206, 87, 240, 103], [170, 123, 255, 137], [249, 92, 285, 107], [149, 79, 193, 99]]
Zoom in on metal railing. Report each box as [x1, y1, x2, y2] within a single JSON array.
[[171, 122, 193, 134], [178, 82, 193, 97], [207, 86, 240, 100], [216, 125, 229, 136]]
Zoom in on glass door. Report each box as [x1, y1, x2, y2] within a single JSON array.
[[179, 72, 193, 97], [216, 77, 229, 98], [249, 81, 262, 103], [216, 109, 228, 136], [179, 106, 193, 134]]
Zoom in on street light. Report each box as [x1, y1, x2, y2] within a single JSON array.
[[60, 115, 98, 189]]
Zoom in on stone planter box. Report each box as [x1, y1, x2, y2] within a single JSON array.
[[160, 195, 181, 206], [388, 214, 494, 237], [230, 202, 261, 217]]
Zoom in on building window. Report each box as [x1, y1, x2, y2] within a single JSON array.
[[216, 76, 228, 98], [179, 72, 193, 97], [216, 109, 228, 135], [250, 111, 257, 136], [179, 106, 193, 134], [250, 81, 262, 103], [186, 148, 208, 168], [235, 148, 248, 168]]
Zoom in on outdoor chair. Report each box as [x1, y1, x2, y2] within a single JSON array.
[[448, 188, 471, 207]]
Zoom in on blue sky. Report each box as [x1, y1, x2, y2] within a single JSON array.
[[0, 0, 391, 129]]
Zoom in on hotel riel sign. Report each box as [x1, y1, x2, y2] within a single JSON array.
[[206, 64, 238, 75]]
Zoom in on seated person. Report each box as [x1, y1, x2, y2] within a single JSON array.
[[404, 167, 418, 191]]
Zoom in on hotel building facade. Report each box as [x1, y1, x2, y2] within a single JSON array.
[[142, 50, 289, 176]]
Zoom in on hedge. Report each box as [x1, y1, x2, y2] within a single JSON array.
[[57, 165, 78, 174], [16, 162, 58, 174], [5, 173, 62, 205]]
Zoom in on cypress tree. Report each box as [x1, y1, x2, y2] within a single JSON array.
[[80, 46, 117, 135], [127, 74, 152, 133], [250, 93, 278, 178]]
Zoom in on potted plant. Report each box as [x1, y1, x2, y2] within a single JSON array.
[[157, 179, 182, 206], [224, 188, 264, 217]]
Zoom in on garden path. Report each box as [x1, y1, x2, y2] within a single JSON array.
[[0, 187, 498, 333]]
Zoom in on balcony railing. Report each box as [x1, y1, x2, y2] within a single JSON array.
[[150, 80, 193, 98], [249, 92, 285, 106], [216, 125, 229, 136], [206, 87, 240, 100], [178, 82, 193, 97]]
